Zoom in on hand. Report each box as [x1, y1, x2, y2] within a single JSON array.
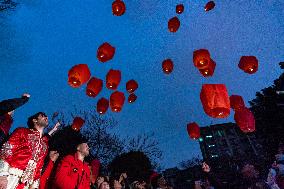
[[202, 162, 210, 173], [7, 110, 14, 116], [22, 93, 30, 98], [48, 122, 61, 136], [119, 172, 127, 182], [49, 151, 59, 162], [0, 176, 8, 189]]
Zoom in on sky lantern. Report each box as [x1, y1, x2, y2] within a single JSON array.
[[97, 42, 115, 63], [68, 64, 91, 88], [86, 77, 103, 98], [176, 4, 184, 14], [162, 59, 174, 74], [110, 91, 125, 112], [168, 16, 180, 33], [106, 69, 121, 90], [230, 95, 245, 111], [112, 0, 126, 16], [97, 97, 109, 114], [128, 93, 137, 103], [238, 56, 258, 74], [200, 84, 230, 118], [71, 117, 85, 131], [126, 79, 138, 93], [234, 107, 255, 133], [204, 1, 215, 12], [193, 49, 211, 69], [90, 159, 100, 184], [187, 122, 200, 140], [199, 59, 216, 77]]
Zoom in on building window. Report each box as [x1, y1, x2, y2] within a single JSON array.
[[205, 135, 213, 138], [208, 144, 215, 147]]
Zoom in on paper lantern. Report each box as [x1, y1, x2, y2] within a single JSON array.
[[234, 107, 255, 133], [97, 97, 109, 114], [126, 80, 138, 93], [168, 17, 180, 33], [205, 1, 215, 12], [193, 49, 211, 69], [176, 4, 184, 14], [110, 91, 125, 112], [97, 42, 115, 63], [162, 59, 174, 74], [199, 59, 216, 77], [187, 122, 200, 140], [68, 64, 91, 88], [71, 117, 85, 131], [200, 84, 230, 118], [112, 0, 126, 16], [90, 159, 100, 184], [86, 77, 103, 98], [230, 95, 245, 111], [128, 93, 137, 103], [106, 69, 121, 90], [238, 56, 258, 74]]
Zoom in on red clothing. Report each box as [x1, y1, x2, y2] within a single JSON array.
[[0, 113, 13, 136], [39, 160, 55, 189], [0, 127, 49, 188], [52, 153, 90, 189]]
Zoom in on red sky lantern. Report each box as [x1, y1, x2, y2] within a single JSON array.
[[90, 159, 100, 184], [230, 95, 245, 111], [162, 59, 174, 74], [97, 42, 115, 63], [200, 84, 230, 118], [126, 80, 138, 93], [110, 91, 125, 112], [234, 107, 255, 133], [168, 17, 180, 33], [205, 1, 215, 12], [97, 97, 109, 114], [193, 49, 211, 69], [86, 77, 103, 98], [238, 56, 258, 74], [187, 122, 200, 140], [106, 69, 121, 90], [68, 64, 91, 88], [71, 117, 85, 131], [199, 59, 216, 77], [176, 4, 184, 14], [128, 93, 137, 103], [112, 0, 126, 16]]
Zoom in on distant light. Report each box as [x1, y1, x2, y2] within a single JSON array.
[[205, 135, 213, 138], [211, 154, 218, 158], [208, 144, 215, 147], [199, 138, 203, 142]]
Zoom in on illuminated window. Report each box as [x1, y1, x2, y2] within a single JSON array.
[[205, 135, 213, 138]]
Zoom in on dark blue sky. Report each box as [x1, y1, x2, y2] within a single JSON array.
[[0, 0, 283, 168]]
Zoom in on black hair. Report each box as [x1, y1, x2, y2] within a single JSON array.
[[27, 112, 47, 129]]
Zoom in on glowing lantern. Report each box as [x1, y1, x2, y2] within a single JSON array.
[[200, 84, 230, 118], [199, 59, 216, 77], [162, 59, 174, 74], [112, 0, 126, 16], [126, 80, 138, 93], [71, 117, 85, 131], [110, 91, 125, 112], [193, 49, 211, 69], [205, 1, 215, 12], [128, 93, 137, 103], [97, 42, 115, 63], [86, 77, 103, 98], [168, 17, 180, 33], [68, 64, 91, 88], [230, 95, 245, 111], [176, 4, 184, 14], [90, 159, 100, 184], [97, 97, 109, 114], [238, 56, 258, 74], [234, 107, 255, 133], [106, 69, 121, 90], [187, 122, 200, 140]]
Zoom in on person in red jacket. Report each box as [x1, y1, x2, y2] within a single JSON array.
[[0, 112, 49, 189], [52, 136, 91, 189]]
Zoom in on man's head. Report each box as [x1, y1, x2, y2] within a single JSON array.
[[27, 112, 48, 129], [77, 142, 90, 157]]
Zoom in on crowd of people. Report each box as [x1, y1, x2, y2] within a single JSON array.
[[0, 94, 283, 189]]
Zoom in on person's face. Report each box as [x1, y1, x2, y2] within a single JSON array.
[[35, 113, 48, 128], [77, 143, 90, 156], [96, 176, 104, 187], [113, 180, 122, 189], [100, 181, 110, 189], [157, 177, 166, 187]]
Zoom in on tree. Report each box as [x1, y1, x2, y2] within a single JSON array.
[[178, 156, 202, 170], [0, 0, 16, 11]]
